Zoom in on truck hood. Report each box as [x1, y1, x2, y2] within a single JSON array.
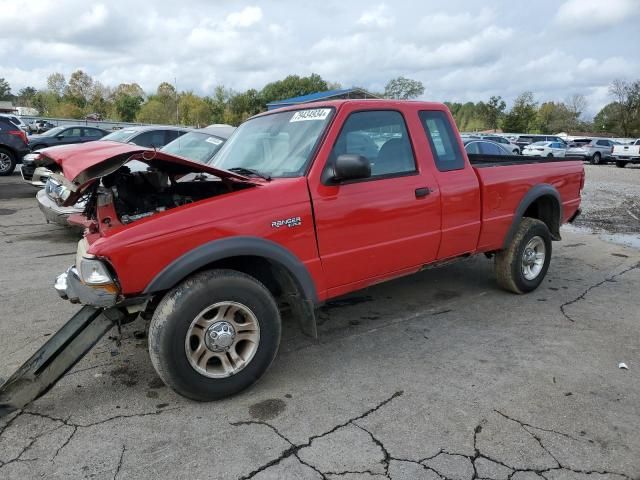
[[37, 141, 254, 206]]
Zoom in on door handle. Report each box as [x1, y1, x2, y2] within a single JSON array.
[[415, 187, 431, 198]]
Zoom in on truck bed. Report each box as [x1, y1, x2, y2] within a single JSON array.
[[468, 153, 577, 168]]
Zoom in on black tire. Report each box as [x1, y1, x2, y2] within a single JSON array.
[[590, 152, 601, 165], [495, 218, 552, 294], [148, 269, 281, 401], [615, 161, 628, 168], [513, 149, 520, 155], [0, 148, 16, 176], [547, 153, 553, 157]]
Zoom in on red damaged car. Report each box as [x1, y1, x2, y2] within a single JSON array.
[[0, 100, 584, 411]]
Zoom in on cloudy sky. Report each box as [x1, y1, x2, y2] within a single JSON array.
[[1, 0, 639, 116]]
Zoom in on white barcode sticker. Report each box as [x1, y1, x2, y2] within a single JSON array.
[[205, 137, 223, 145], [290, 109, 331, 122]]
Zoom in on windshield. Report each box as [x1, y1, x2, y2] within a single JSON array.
[[101, 129, 137, 143], [161, 131, 225, 163], [42, 126, 66, 137], [212, 108, 334, 177]]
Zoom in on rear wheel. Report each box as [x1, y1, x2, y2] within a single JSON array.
[[615, 161, 628, 168], [547, 153, 553, 157], [148, 269, 281, 401], [0, 148, 16, 176], [590, 152, 602, 165], [495, 218, 552, 294]]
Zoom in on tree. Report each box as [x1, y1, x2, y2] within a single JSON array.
[[260, 73, 329, 106], [137, 99, 168, 124], [17, 87, 37, 107], [383, 76, 424, 100], [66, 70, 94, 108], [502, 92, 538, 132], [0, 78, 11, 100], [608, 79, 640, 137], [478, 96, 506, 131], [114, 94, 143, 122], [47, 73, 66, 97], [593, 102, 623, 134]]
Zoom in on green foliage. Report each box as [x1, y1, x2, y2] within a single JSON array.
[[260, 73, 328, 106], [115, 94, 143, 122], [606, 79, 640, 136], [502, 92, 538, 133], [478, 96, 506, 130], [0, 77, 11, 100], [384, 76, 424, 100]]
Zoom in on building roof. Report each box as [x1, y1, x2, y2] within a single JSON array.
[[266, 88, 379, 110], [0, 101, 16, 113]]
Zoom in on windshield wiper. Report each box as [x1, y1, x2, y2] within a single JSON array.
[[228, 167, 272, 181]]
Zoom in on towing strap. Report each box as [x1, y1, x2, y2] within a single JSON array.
[[0, 306, 121, 418]]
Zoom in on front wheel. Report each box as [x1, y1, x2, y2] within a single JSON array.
[[0, 148, 16, 176], [547, 153, 554, 158], [148, 269, 281, 401], [495, 218, 552, 294], [615, 161, 628, 168]]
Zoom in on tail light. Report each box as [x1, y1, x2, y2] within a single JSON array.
[[8, 129, 28, 145]]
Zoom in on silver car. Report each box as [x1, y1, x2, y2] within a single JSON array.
[[37, 126, 235, 227], [565, 138, 616, 165]]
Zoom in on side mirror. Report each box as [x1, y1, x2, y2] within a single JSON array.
[[333, 154, 371, 182], [56, 134, 64, 139]]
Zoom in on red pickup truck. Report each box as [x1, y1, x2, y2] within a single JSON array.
[[3, 100, 584, 407]]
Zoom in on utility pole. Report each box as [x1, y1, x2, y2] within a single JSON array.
[[174, 77, 179, 125]]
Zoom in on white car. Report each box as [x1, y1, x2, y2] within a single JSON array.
[[522, 141, 566, 158]]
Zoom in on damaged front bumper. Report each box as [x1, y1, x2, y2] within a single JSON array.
[[55, 267, 119, 308]]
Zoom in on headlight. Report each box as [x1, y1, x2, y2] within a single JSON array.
[[45, 178, 72, 204], [79, 257, 114, 285]]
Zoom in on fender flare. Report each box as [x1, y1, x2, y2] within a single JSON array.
[[143, 236, 319, 305], [502, 184, 563, 249]]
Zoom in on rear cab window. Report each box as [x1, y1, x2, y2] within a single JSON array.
[[419, 110, 465, 171]]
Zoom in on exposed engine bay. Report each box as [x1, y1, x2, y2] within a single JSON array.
[[82, 163, 251, 224]]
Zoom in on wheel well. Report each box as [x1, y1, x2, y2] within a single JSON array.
[[188, 255, 317, 337], [522, 195, 561, 240]]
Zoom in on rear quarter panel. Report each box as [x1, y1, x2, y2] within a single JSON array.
[[475, 160, 583, 251]]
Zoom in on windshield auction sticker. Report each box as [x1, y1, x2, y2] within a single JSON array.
[[290, 109, 331, 122]]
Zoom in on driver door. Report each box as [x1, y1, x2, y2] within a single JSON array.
[[310, 109, 441, 295]]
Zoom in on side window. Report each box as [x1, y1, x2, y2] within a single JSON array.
[[330, 110, 416, 177], [480, 142, 503, 155], [596, 140, 607, 146], [60, 128, 82, 137], [134, 130, 167, 148], [465, 142, 481, 154], [84, 128, 103, 138], [419, 110, 465, 171]]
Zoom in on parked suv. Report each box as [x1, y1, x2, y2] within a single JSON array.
[[565, 138, 616, 164], [0, 114, 29, 133], [0, 117, 30, 176]]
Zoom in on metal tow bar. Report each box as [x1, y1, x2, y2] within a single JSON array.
[[0, 306, 122, 418]]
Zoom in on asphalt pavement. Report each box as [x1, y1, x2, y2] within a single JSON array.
[[0, 164, 638, 479]]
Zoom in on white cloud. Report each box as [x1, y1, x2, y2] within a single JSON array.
[[555, 0, 640, 32], [226, 6, 263, 28], [357, 4, 395, 29], [0, 0, 638, 118]]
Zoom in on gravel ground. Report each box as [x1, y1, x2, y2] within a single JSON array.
[[573, 164, 640, 239], [0, 164, 639, 480]]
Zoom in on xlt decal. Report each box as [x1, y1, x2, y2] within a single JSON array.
[[271, 217, 302, 229]]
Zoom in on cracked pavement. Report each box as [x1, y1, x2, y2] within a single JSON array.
[[1, 165, 639, 479]]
